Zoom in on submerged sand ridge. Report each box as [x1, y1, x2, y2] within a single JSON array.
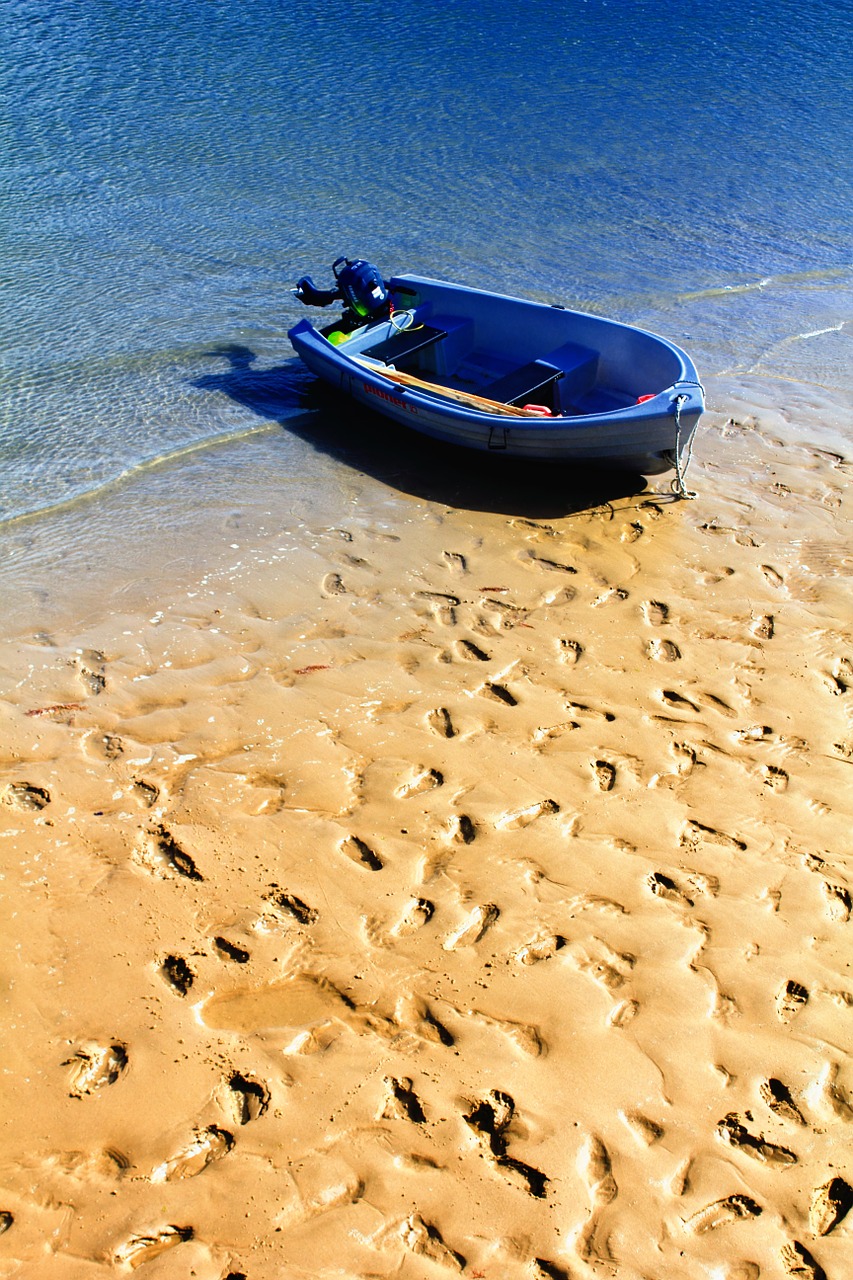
[[1, 385, 853, 1278]]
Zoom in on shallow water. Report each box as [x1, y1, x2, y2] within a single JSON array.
[[2, 0, 851, 631]]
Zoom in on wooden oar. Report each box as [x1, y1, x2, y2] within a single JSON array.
[[350, 358, 550, 418]]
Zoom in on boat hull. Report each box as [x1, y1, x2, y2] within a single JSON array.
[[288, 274, 704, 475]]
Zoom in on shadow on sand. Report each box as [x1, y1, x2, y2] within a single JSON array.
[[194, 344, 656, 519]]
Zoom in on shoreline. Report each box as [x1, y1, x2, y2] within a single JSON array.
[[2, 371, 852, 1278], [3, 369, 851, 643]]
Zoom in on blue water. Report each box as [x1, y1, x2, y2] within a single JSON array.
[[1, 0, 851, 588]]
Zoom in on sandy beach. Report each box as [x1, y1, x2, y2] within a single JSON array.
[[2, 374, 852, 1279]]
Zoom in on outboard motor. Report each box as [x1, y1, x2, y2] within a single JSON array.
[[293, 256, 390, 328]]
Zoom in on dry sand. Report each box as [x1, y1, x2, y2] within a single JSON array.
[[1, 377, 852, 1279]]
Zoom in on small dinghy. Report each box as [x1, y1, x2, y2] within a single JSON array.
[[289, 257, 704, 491]]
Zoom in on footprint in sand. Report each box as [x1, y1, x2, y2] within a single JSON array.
[[591, 760, 616, 791], [821, 881, 852, 922], [780, 1241, 827, 1280], [648, 638, 681, 662], [683, 1195, 762, 1234], [532, 721, 581, 747], [463, 1089, 548, 1198], [565, 699, 615, 723], [805, 1061, 853, 1122], [759, 1078, 805, 1125], [681, 819, 746, 853], [521, 551, 577, 575], [831, 656, 852, 692], [442, 551, 468, 575], [621, 520, 644, 543], [427, 707, 456, 738], [321, 571, 346, 596], [809, 1176, 853, 1235], [462, 1007, 543, 1057], [443, 904, 499, 950], [74, 648, 106, 695], [131, 778, 159, 808], [734, 723, 775, 745], [340, 835, 383, 871], [84, 731, 124, 761], [514, 934, 564, 966], [576, 1134, 617, 1205], [395, 993, 454, 1045], [226, 1072, 270, 1124], [457, 638, 490, 661], [531, 1260, 571, 1280], [416, 591, 460, 626], [480, 680, 518, 706], [761, 764, 789, 791], [776, 979, 809, 1022], [379, 1076, 426, 1123], [449, 813, 477, 844], [284, 1022, 338, 1055], [643, 600, 669, 626], [751, 613, 775, 639], [715, 1114, 797, 1167], [698, 690, 738, 719], [397, 767, 444, 798], [65, 1042, 128, 1096], [608, 999, 639, 1028], [2, 782, 50, 811], [664, 1158, 692, 1197], [213, 936, 250, 963], [52, 1148, 129, 1181], [0, 1212, 13, 1236], [593, 585, 628, 607], [495, 799, 559, 830], [566, 939, 635, 993], [136, 826, 203, 881], [390, 897, 435, 937], [820, 988, 853, 1009], [619, 1111, 663, 1146], [647, 871, 694, 907], [151, 1126, 234, 1182], [264, 886, 319, 925], [559, 639, 583, 664], [399, 1213, 465, 1271], [660, 689, 699, 714], [161, 955, 194, 996], [691, 871, 721, 897], [114, 1226, 194, 1269]]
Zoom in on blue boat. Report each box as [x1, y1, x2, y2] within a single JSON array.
[[289, 259, 704, 493]]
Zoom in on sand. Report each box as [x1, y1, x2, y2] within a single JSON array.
[[1, 375, 852, 1279]]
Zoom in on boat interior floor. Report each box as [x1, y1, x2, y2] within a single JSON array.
[[349, 313, 638, 416]]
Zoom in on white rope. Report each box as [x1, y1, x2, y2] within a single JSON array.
[[670, 393, 698, 499]]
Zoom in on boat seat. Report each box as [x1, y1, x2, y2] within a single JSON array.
[[362, 323, 446, 368], [541, 341, 599, 412], [483, 359, 564, 408]]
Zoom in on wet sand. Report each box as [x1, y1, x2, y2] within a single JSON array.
[[1, 375, 852, 1279]]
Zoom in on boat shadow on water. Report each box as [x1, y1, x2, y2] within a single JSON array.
[[195, 343, 653, 519]]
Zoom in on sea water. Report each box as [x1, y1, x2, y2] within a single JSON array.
[[1, 0, 851, 629]]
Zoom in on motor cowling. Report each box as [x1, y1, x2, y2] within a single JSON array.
[[332, 257, 390, 319]]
